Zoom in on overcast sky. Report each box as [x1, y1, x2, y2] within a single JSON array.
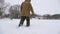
[[5, 0, 60, 15]]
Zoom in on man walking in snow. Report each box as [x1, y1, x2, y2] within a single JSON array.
[[18, 0, 34, 27]]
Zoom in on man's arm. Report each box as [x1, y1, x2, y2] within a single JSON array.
[[20, 4, 22, 12], [20, 2, 24, 12], [30, 3, 34, 14]]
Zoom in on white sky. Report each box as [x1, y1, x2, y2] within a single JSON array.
[[5, 0, 60, 15]]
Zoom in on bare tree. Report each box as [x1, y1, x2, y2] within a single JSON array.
[[9, 5, 20, 19]]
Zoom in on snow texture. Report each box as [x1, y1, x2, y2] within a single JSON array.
[[0, 18, 60, 34]]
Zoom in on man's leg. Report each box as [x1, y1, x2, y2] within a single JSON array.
[[18, 16, 25, 27], [26, 17, 30, 27]]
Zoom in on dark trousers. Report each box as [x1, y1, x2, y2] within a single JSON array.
[[19, 16, 30, 26]]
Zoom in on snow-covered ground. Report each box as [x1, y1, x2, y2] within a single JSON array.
[[0, 18, 60, 34]]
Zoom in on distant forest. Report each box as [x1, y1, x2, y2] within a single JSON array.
[[0, 0, 60, 19]]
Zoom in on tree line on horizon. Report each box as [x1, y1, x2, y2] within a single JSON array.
[[0, 3, 60, 19]]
